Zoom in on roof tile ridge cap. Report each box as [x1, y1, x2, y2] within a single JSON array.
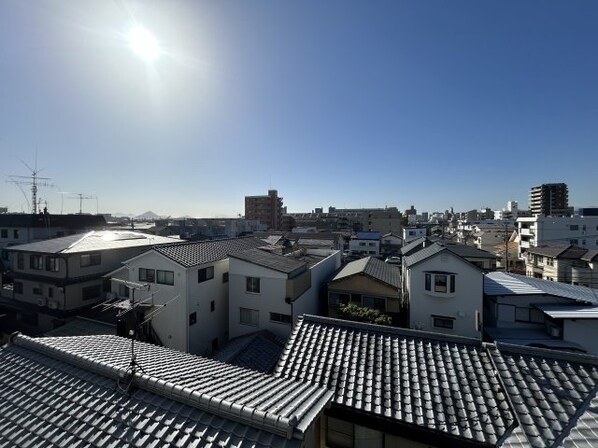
[[494, 341, 598, 366], [10, 334, 126, 379], [552, 384, 598, 447], [134, 371, 298, 439]]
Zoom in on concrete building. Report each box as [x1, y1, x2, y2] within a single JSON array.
[[348, 231, 380, 257], [530, 183, 569, 217], [245, 189, 284, 230], [524, 245, 598, 288]]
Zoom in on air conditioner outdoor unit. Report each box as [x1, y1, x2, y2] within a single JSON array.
[[36, 298, 46, 307], [47, 301, 59, 310]]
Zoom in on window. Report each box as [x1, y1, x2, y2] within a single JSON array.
[[48, 287, 53, 298], [82, 285, 101, 301], [80, 252, 101, 267], [570, 225, 579, 231], [270, 312, 292, 324], [189, 312, 197, 326], [363, 296, 386, 311], [198, 266, 214, 283], [16, 253, 23, 269], [570, 239, 579, 245], [30, 255, 43, 270], [222, 272, 229, 283], [33, 286, 42, 295], [157, 270, 174, 285], [210, 300, 215, 312], [359, 242, 366, 246], [0, 229, 7, 238], [13, 230, 19, 239], [433, 316, 455, 329], [246, 277, 260, 293], [547, 257, 554, 266], [329, 292, 350, 306], [139, 268, 156, 282], [240, 308, 259, 326], [425, 272, 455, 295], [46, 257, 60, 272], [425, 273, 431, 291], [435, 275, 448, 292], [14, 282, 23, 294], [368, 242, 375, 246]]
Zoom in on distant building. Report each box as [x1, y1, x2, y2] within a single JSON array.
[[348, 231, 381, 257], [245, 189, 283, 230], [530, 183, 569, 217]]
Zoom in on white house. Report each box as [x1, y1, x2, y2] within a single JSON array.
[[108, 236, 268, 355], [228, 247, 340, 339], [348, 231, 380, 257], [402, 227, 426, 244], [403, 243, 484, 339]]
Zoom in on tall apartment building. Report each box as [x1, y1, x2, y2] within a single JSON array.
[[529, 183, 569, 217], [244, 189, 283, 230]]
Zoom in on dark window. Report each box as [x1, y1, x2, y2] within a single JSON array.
[[198, 266, 214, 283], [49, 288, 53, 298], [211, 300, 215, 312], [30, 255, 43, 270], [139, 268, 156, 282], [570, 225, 579, 231], [80, 252, 101, 267], [363, 296, 386, 311], [46, 257, 60, 272], [450, 275, 455, 293], [270, 312, 292, 324], [33, 286, 42, 295], [13, 229, 19, 239], [189, 312, 197, 326], [157, 270, 174, 285], [425, 273, 431, 291], [82, 285, 102, 301], [222, 272, 229, 283], [246, 277, 260, 293], [14, 282, 23, 294], [434, 275, 448, 293], [0, 229, 7, 238], [433, 316, 455, 329], [240, 308, 259, 326]]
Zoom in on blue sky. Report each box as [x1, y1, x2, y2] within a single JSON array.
[[1, 1, 597, 217]]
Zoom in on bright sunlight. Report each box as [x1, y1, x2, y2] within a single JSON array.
[[127, 25, 160, 62]]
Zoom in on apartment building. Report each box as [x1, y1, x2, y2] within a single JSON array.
[[244, 189, 284, 230], [529, 183, 569, 217]]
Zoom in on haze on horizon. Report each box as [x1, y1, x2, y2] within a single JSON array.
[[1, 1, 597, 217]]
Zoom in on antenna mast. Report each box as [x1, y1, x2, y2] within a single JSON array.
[[8, 158, 52, 214]]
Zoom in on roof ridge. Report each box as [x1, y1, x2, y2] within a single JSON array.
[[494, 341, 598, 366], [8, 333, 311, 440], [298, 314, 483, 346], [553, 385, 598, 447]]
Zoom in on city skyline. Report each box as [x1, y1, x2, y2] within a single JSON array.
[[1, 1, 597, 217]]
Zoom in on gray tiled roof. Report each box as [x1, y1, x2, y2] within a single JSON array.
[[1, 333, 333, 446], [484, 272, 598, 305], [526, 245, 588, 260], [442, 242, 498, 260], [153, 237, 268, 268], [331, 256, 400, 288], [403, 243, 446, 267], [275, 315, 515, 445], [44, 316, 116, 337], [490, 343, 598, 448], [399, 236, 430, 256], [581, 250, 598, 262], [8, 230, 176, 254], [213, 331, 286, 374], [230, 248, 307, 275]]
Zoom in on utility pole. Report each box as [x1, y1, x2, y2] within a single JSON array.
[[504, 223, 509, 273]]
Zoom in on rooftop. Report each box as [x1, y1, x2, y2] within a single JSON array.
[[229, 248, 308, 276], [331, 256, 400, 289], [0, 213, 106, 228], [526, 245, 589, 260]]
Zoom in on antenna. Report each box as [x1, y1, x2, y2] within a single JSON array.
[[69, 193, 94, 214], [8, 157, 53, 214]]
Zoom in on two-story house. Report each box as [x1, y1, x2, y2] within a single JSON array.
[[228, 247, 341, 339], [348, 231, 380, 258], [3, 230, 175, 332], [524, 245, 598, 288]]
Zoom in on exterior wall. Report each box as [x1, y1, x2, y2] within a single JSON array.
[[295, 251, 340, 318], [407, 252, 483, 339], [483, 295, 566, 329], [403, 228, 426, 243], [328, 275, 401, 319], [349, 239, 380, 257], [563, 320, 598, 355]]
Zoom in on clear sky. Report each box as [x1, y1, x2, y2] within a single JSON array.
[[1, 1, 597, 217]]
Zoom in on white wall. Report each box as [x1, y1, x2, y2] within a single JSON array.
[[563, 319, 598, 355], [408, 251, 483, 339]]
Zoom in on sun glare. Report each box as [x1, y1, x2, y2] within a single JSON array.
[[127, 26, 160, 62]]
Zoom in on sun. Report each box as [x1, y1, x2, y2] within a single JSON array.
[[127, 26, 160, 62]]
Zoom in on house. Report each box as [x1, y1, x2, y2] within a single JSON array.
[[348, 231, 380, 258], [402, 227, 426, 244], [403, 242, 485, 338], [228, 247, 341, 339], [472, 223, 516, 253], [107, 236, 269, 355], [380, 232, 403, 257], [524, 245, 598, 288], [484, 271, 598, 354], [1, 230, 175, 332], [275, 314, 598, 448], [0, 332, 332, 447], [327, 256, 403, 324]]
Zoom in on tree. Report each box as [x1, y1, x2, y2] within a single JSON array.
[[338, 303, 392, 326]]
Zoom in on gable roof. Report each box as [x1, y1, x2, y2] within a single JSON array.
[[8, 230, 176, 254], [229, 248, 307, 276], [400, 236, 432, 256], [1, 333, 333, 446], [330, 256, 400, 288], [213, 331, 286, 374], [484, 272, 598, 305], [153, 236, 268, 268], [581, 250, 598, 262], [275, 315, 515, 446], [526, 245, 588, 260]]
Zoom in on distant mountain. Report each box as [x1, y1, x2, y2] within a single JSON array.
[[135, 211, 163, 220], [111, 212, 134, 218]]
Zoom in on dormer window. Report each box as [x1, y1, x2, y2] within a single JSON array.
[[425, 272, 456, 295]]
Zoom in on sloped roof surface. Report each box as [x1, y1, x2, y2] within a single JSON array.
[[153, 237, 268, 268], [442, 243, 498, 259], [331, 256, 400, 288], [0, 213, 106, 228], [0, 334, 333, 446], [400, 236, 430, 256], [275, 315, 515, 445], [491, 344, 598, 448], [44, 316, 116, 337], [527, 245, 588, 260], [213, 331, 286, 374], [230, 248, 307, 275], [484, 272, 598, 305], [8, 231, 175, 254], [403, 243, 445, 267], [582, 250, 598, 262]]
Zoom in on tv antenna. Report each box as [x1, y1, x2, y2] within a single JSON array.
[[69, 193, 94, 214], [8, 157, 53, 214]]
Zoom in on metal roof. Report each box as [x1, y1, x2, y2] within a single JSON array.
[[331, 256, 400, 288], [354, 231, 380, 240], [275, 315, 515, 446], [484, 272, 598, 305], [229, 248, 307, 275], [153, 237, 269, 268], [535, 303, 598, 319], [0, 333, 333, 446], [8, 230, 176, 254]]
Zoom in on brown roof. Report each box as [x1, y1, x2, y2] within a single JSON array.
[[526, 245, 588, 259]]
